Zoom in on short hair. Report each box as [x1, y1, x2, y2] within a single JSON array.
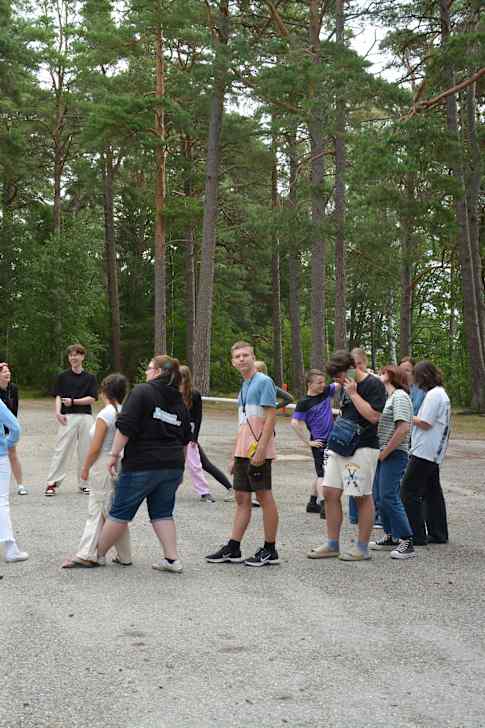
[[350, 347, 368, 365], [400, 356, 415, 367], [231, 341, 254, 355], [326, 350, 355, 378], [254, 360, 268, 375], [305, 369, 324, 387], [67, 343, 86, 356], [414, 360, 443, 391], [381, 365, 409, 393], [100, 373, 128, 404], [151, 354, 182, 388]]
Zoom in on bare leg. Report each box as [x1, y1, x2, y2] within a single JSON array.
[[97, 519, 128, 558], [355, 494, 374, 544], [151, 518, 178, 560], [323, 487, 343, 541], [255, 490, 278, 542], [316, 477, 324, 499], [231, 491, 252, 541]]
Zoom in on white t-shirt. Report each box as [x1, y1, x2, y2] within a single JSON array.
[[89, 404, 119, 453], [410, 387, 450, 464]]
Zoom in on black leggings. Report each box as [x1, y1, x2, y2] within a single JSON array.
[[198, 444, 232, 490], [400, 455, 448, 544]]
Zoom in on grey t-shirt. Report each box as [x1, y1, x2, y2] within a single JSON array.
[[378, 389, 413, 453]]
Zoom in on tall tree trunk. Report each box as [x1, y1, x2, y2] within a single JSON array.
[[440, 0, 485, 411], [102, 146, 122, 370], [153, 24, 167, 354], [287, 132, 305, 397], [334, 0, 347, 349], [183, 140, 196, 370], [399, 175, 415, 360], [271, 132, 284, 386], [308, 0, 326, 367], [193, 1, 229, 393]]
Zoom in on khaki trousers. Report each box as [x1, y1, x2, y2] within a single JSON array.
[[47, 414, 93, 488], [76, 453, 131, 563]]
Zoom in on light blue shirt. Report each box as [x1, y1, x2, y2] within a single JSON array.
[[0, 399, 21, 457]]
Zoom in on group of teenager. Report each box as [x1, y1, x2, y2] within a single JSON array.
[[0, 339, 450, 573]]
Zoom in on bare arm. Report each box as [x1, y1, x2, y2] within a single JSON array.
[[61, 395, 96, 407], [413, 416, 432, 431], [252, 407, 276, 466], [379, 421, 410, 460], [107, 429, 129, 476], [80, 419, 108, 480], [291, 418, 322, 448], [55, 395, 67, 425]]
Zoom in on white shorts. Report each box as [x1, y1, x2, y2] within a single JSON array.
[[324, 448, 379, 496]]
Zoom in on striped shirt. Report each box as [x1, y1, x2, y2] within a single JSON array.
[[377, 389, 413, 453]]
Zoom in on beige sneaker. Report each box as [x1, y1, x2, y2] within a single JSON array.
[[307, 544, 339, 559], [338, 546, 371, 561]]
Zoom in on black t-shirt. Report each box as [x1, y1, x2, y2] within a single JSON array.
[[189, 390, 203, 442], [53, 369, 98, 415], [341, 374, 386, 449], [0, 383, 18, 417]]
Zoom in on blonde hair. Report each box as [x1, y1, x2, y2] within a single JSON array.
[[254, 360, 268, 374], [231, 341, 254, 355]]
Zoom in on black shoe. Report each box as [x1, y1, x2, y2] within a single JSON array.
[[320, 502, 326, 519], [427, 537, 448, 544], [369, 534, 399, 551], [206, 543, 243, 563], [306, 498, 321, 514], [244, 547, 280, 567], [251, 498, 261, 508], [390, 539, 416, 560]]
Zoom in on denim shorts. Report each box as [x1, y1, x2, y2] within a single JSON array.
[[109, 468, 183, 523]]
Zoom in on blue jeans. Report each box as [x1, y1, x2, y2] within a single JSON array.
[[376, 450, 412, 539], [109, 468, 183, 523]]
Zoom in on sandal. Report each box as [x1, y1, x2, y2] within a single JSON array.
[[61, 558, 99, 569]]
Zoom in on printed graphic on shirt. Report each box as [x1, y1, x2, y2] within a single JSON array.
[[153, 407, 182, 426]]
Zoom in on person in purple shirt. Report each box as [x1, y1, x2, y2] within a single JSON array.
[[291, 370, 338, 518]]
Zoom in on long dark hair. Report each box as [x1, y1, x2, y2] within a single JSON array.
[[179, 365, 193, 409], [414, 361, 443, 391]]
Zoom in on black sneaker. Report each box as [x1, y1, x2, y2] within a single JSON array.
[[390, 539, 416, 560], [369, 535, 399, 550], [306, 498, 321, 514], [244, 547, 280, 567], [206, 543, 243, 563], [320, 501, 326, 519]]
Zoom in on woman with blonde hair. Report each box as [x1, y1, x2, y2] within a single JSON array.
[[179, 364, 233, 501]]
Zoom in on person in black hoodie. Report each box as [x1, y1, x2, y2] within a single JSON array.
[[96, 355, 191, 574]]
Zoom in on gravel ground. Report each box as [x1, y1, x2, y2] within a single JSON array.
[[2, 401, 485, 728]]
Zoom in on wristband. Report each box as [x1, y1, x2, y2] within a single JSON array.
[[71, 398, 75, 406]]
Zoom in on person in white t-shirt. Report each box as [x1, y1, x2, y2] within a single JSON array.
[[61, 374, 132, 568], [400, 361, 450, 545]]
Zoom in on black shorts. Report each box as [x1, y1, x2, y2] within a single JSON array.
[[311, 445, 328, 479], [233, 457, 272, 492]]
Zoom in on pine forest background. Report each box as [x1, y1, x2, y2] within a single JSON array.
[[0, 0, 484, 406]]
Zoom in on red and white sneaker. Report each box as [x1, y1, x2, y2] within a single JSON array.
[[44, 483, 57, 497]]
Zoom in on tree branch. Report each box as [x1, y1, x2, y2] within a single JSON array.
[[403, 67, 485, 120]]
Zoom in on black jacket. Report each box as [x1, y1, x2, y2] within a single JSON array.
[[189, 390, 203, 442], [117, 376, 191, 472]]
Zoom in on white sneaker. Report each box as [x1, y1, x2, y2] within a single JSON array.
[[5, 551, 29, 563], [17, 485, 28, 495], [152, 559, 183, 574], [223, 489, 235, 502]]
